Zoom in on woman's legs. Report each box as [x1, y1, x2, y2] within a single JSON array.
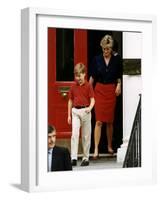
[[106, 123, 114, 153], [93, 121, 103, 157]]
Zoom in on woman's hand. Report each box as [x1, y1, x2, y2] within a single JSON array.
[[115, 83, 121, 96]]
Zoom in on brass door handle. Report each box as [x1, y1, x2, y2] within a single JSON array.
[[61, 91, 68, 98], [59, 86, 70, 98]]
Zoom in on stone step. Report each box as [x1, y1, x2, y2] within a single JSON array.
[[73, 157, 123, 171]]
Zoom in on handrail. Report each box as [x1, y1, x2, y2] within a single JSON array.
[[123, 94, 141, 168]]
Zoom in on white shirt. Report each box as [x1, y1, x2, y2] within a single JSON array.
[[48, 148, 53, 172]]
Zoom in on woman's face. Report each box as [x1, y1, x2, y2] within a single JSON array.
[[102, 47, 112, 58]]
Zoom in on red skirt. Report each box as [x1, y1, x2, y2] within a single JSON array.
[[94, 83, 116, 123]]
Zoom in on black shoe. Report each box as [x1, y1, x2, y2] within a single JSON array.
[[71, 159, 77, 166], [80, 160, 89, 166]]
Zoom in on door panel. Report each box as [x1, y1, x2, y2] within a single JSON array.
[[48, 28, 87, 138]]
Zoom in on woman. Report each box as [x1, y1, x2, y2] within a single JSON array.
[[89, 34, 122, 158]]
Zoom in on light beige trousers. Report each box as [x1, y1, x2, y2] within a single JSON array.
[[71, 108, 91, 161]]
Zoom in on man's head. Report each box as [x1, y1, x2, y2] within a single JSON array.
[[74, 63, 86, 85], [48, 125, 56, 149]]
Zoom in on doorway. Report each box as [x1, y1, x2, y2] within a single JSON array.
[[87, 30, 123, 153]]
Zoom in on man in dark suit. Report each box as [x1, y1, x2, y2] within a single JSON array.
[[48, 125, 72, 172]]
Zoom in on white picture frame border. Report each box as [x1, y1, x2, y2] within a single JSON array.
[[21, 7, 157, 192]]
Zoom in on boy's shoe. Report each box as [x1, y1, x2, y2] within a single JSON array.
[[71, 159, 77, 166], [80, 159, 89, 166]]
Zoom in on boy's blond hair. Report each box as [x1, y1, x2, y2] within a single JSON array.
[[74, 63, 86, 76]]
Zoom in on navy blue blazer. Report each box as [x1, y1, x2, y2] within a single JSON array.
[[90, 54, 122, 84], [51, 146, 72, 171]]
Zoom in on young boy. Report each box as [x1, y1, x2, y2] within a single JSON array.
[[68, 63, 95, 166]]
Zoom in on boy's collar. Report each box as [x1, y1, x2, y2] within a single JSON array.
[[76, 80, 86, 86]]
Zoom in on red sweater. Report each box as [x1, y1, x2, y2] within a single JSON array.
[[68, 81, 94, 107]]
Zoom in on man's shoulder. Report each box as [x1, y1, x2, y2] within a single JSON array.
[[54, 146, 69, 153]]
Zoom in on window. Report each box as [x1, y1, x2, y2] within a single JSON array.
[[56, 28, 74, 81]]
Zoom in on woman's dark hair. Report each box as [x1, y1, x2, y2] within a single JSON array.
[[48, 125, 56, 134]]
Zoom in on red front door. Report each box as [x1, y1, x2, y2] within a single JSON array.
[[48, 28, 87, 138]]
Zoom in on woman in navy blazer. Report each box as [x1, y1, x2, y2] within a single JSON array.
[[89, 35, 122, 159]]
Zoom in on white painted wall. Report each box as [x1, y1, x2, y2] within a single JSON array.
[[117, 32, 142, 162], [123, 32, 142, 59], [123, 32, 142, 140], [122, 32, 142, 141], [123, 75, 142, 141]]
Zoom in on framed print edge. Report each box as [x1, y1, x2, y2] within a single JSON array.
[[21, 7, 157, 192], [21, 8, 37, 192]]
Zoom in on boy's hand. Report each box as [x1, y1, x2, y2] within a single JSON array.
[[67, 116, 72, 124], [85, 107, 91, 113]]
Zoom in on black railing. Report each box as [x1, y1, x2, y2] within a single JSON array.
[[123, 95, 141, 168]]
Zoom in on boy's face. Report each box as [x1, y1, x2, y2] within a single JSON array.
[[75, 73, 86, 85]]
